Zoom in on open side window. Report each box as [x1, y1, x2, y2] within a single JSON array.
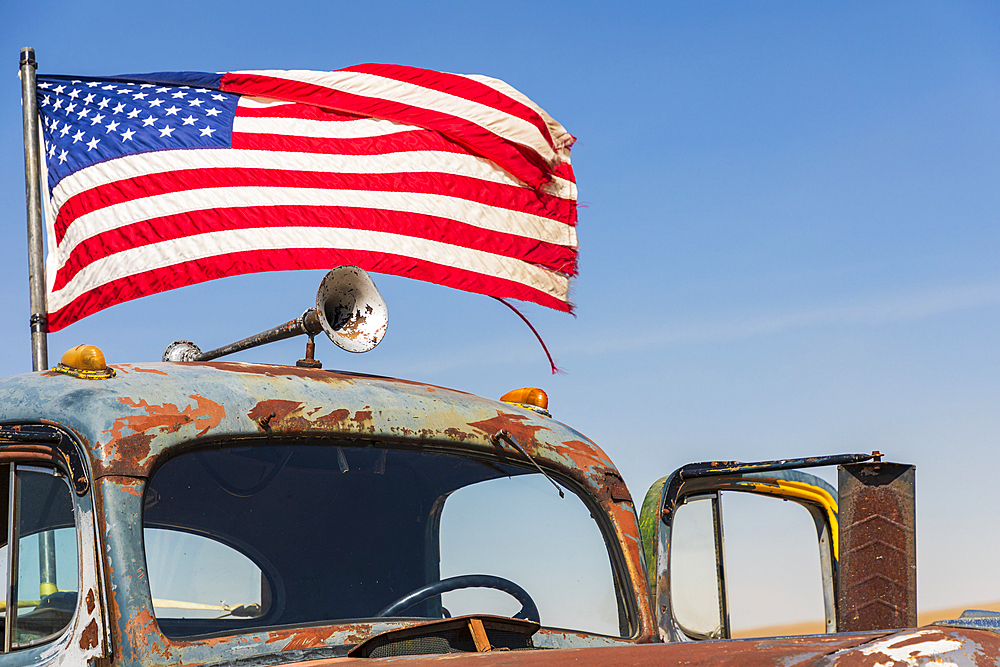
[[639, 454, 871, 642], [0, 424, 103, 659]]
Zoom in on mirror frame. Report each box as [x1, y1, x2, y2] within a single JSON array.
[[640, 453, 871, 642]]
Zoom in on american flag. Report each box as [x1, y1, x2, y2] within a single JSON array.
[[35, 66, 578, 332]]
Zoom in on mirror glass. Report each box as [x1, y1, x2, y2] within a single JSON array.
[[668, 494, 723, 639]]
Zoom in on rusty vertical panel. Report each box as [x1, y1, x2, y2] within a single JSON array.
[[837, 462, 916, 632]]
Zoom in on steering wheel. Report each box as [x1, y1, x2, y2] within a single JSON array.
[[375, 574, 540, 623]]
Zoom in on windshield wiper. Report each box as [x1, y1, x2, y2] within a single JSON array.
[[152, 598, 263, 618], [490, 430, 564, 498]]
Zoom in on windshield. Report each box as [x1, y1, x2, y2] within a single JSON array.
[[142, 442, 626, 640]]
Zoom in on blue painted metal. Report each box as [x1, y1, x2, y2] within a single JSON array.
[[935, 610, 1000, 635], [0, 362, 622, 490], [0, 361, 654, 665]]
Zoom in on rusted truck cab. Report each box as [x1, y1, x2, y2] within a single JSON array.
[[0, 358, 996, 666]]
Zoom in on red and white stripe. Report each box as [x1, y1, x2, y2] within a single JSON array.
[[44, 68, 578, 331], [222, 64, 576, 188]]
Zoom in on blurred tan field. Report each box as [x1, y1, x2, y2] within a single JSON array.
[[734, 601, 1000, 639]]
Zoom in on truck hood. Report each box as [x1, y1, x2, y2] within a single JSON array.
[[202, 626, 1000, 667]]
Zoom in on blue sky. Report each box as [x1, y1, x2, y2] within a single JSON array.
[[2, 1, 999, 623]]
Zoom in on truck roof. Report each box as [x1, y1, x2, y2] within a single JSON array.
[[0, 361, 628, 502]]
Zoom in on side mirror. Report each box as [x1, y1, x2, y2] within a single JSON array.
[[639, 453, 897, 642]]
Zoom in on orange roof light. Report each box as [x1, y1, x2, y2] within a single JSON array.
[[501, 387, 550, 417], [53, 345, 116, 379]]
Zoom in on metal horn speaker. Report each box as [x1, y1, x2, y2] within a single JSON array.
[[163, 266, 388, 363], [315, 265, 388, 353]]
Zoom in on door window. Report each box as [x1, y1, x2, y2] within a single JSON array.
[[0, 463, 79, 649]]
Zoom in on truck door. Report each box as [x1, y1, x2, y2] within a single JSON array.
[[0, 425, 107, 664]]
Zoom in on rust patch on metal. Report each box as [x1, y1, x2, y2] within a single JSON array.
[[124, 607, 157, 649], [262, 626, 331, 650], [838, 462, 916, 632], [283, 631, 327, 651], [249, 400, 369, 434], [600, 471, 632, 503], [94, 433, 154, 477], [469, 411, 549, 447], [109, 395, 225, 440], [79, 618, 99, 650], [248, 400, 303, 425], [86, 588, 96, 614], [316, 409, 351, 427], [444, 427, 474, 441], [127, 366, 169, 376], [118, 482, 142, 497], [553, 440, 615, 471]]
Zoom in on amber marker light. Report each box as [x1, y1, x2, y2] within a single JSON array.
[[53, 344, 116, 379], [500, 387, 550, 417]]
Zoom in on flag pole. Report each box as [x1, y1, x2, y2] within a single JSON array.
[[20, 47, 48, 371], [20, 48, 58, 599]]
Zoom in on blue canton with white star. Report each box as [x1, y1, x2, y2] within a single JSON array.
[[37, 75, 239, 191]]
